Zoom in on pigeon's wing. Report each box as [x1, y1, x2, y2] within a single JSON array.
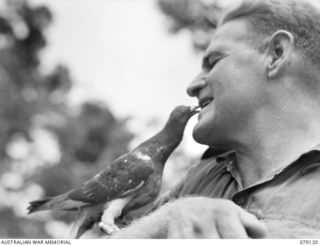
[[78, 156, 154, 203]]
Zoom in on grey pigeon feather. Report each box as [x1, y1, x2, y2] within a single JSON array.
[[27, 105, 199, 238]]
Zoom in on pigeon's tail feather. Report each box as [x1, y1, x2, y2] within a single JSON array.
[[75, 217, 94, 239], [27, 193, 87, 214], [70, 208, 87, 239], [70, 205, 103, 239]]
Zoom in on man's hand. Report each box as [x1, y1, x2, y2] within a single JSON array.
[[111, 197, 267, 239], [165, 197, 266, 238]]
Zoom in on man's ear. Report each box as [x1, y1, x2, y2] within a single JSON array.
[[265, 30, 294, 79]]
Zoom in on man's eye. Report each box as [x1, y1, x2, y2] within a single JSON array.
[[208, 56, 220, 68], [203, 56, 221, 71]]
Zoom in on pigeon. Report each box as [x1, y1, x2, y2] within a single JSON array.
[[27, 105, 199, 238]]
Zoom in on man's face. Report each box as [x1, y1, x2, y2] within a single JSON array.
[[187, 19, 268, 147]]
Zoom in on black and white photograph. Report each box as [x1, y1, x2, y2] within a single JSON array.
[[0, 0, 320, 241]]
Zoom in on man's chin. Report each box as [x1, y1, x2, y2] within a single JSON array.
[[192, 125, 210, 145], [192, 121, 232, 147]]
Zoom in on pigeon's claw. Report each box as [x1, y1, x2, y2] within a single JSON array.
[[98, 198, 129, 235], [99, 219, 120, 235], [99, 209, 120, 235]]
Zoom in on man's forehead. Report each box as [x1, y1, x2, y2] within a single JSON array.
[[207, 19, 252, 51]]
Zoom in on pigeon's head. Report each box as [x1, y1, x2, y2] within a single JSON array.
[[166, 105, 200, 129]]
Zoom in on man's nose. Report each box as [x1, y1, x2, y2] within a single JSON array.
[[186, 73, 207, 97]]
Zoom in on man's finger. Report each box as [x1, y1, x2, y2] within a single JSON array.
[[216, 214, 249, 238], [168, 209, 200, 238], [168, 207, 220, 238], [168, 218, 194, 238], [239, 211, 267, 238]]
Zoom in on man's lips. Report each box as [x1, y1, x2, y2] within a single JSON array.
[[190, 105, 201, 114], [199, 97, 214, 109]]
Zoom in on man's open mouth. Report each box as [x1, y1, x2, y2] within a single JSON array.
[[199, 98, 213, 109]]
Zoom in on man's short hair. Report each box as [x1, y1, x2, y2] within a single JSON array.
[[219, 0, 320, 66]]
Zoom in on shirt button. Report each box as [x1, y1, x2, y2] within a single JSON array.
[[255, 210, 263, 219], [226, 165, 232, 172], [234, 196, 246, 206]]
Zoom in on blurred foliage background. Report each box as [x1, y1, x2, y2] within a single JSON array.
[[0, 0, 229, 239]]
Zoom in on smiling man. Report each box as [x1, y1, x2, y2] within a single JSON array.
[[111, 0, 320, 238]]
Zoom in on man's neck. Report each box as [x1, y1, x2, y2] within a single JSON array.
[[233, 108, 320, 188]]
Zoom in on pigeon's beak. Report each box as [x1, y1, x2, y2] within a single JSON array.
[[190, 105, 200, 115]]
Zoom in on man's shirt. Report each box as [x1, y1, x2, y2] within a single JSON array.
[[161, 149, 320, 238]]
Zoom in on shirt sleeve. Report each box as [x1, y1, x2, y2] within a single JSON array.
[[263, 219, 320, 238]]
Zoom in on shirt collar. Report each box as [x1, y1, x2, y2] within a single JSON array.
[[202, 148, 243, 189], [201, 147, 320, 190]]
